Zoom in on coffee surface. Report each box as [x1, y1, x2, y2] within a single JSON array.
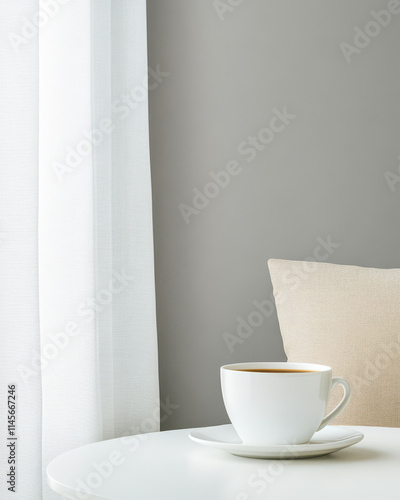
[[236, 368, 316, 373]]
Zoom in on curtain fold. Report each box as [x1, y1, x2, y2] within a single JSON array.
[[39, 3, 101, 498], [1, 1, 159, 498], [92, 0, 160, 440]]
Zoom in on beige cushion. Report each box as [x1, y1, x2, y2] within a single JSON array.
[[268, 259, 400, 427]]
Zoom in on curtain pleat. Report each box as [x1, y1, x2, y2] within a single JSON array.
[[92, 0, 160, 441], [39, 1, 101, 498], [107, 0, 160, 438], [92, 0, 115, 441]]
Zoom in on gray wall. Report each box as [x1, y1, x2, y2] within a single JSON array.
[[147, 0, 400, 430]]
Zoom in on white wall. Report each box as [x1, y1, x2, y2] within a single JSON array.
[[147, 0, 400, 429]]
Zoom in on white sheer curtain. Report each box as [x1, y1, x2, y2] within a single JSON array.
[[1, 1, 159, 499]]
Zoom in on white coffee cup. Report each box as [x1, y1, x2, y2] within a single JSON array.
[[221, 362, 351, 445]]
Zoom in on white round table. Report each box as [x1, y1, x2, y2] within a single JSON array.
[[47, 425, 400, 500]]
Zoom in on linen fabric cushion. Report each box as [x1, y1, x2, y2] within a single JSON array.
[[268, 259, 400, 427]]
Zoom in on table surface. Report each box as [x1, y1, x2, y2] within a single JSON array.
[[47, 425, 400, 500]]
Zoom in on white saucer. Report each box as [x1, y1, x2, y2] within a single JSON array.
[[189, 424, 363, 459]]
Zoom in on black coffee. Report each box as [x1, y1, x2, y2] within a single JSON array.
[[236, 369, 316, 373]]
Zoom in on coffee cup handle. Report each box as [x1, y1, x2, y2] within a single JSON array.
[[317, 377, 351, 432]]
